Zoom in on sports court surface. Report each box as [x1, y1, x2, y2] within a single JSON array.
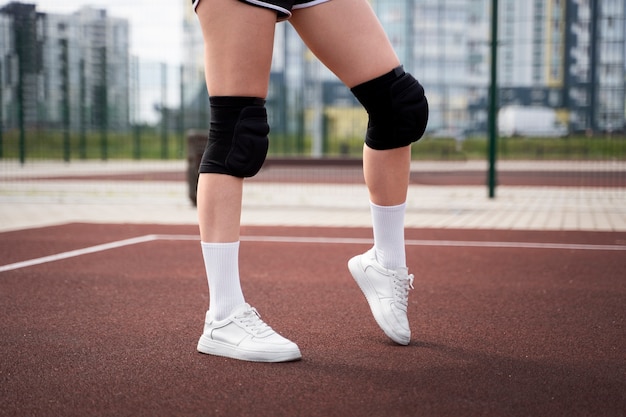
[[1, 160, 625, 416]]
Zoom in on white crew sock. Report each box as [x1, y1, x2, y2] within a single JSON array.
[[200, 241, 245, 321], [370, 201, 407, 270]]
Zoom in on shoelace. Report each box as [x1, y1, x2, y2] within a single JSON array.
[[235, 307, 274, 337], [393, 273, 415, 309]]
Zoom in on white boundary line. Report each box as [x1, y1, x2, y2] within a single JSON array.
[[237, 235, 626, 251], [1, 233, 625, 273], [0, 235, 159, 273]]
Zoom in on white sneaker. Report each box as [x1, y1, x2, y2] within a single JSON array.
[[348, 248, 414, 345], [197, 303, 301, 362]]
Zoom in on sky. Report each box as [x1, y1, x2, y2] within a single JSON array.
[[3, 0, 184, 66]]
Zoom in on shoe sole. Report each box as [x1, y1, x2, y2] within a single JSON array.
[[348, 255, 410, 345], [197, 335, 302, 363]]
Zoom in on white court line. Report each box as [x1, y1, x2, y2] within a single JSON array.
[[0, 235, 159, 273], [2, 234, 625, 273], [236, 235, 626, 251], [153, 234, 626, 250]]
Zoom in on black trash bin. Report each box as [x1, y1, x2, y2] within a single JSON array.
[[186, 130, 208, 206]]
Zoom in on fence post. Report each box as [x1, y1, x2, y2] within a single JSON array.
[[99, 46, 108, 161], [132, 57, 141, 159], [160, 62, 168, 159], [0, 62, 3, 159], [17, 26, 25, 165], [487, 0, 499, 199], [60, 38, 70, 162], [79, 59, 87, 159], [179, 64, 184, 158]]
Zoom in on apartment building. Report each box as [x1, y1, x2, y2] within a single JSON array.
[[0, 2, 130, 131], [499, 0, 625, 133]]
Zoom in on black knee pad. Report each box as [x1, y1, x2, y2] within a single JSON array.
[[351, 66, 429, 150], [199, 96, 269, 178]]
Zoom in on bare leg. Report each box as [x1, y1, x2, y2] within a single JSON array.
[[290, 0, 410, 206], [195, 0, 275, 243], [196, 0, 275, 98], [362, 145, 411, 206], [193, 0, 301, 362], [292, 0, 417, 345]]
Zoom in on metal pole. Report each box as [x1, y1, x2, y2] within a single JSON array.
[[61, 38, 70, 162], [487, 0, 499, 199], [17, 23, 25, 165], [100, 46, 108, 161], [0, 61, 3, 159], [161, 62, 168, 159], [79, 59, 86, 159], [179, 64, 184, 157], [588, 0, 599, 133], [309, 58, 323, 158], [133, 57, 141, 159]]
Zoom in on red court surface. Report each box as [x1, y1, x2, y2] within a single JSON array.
[[1, 223, 625, 417]]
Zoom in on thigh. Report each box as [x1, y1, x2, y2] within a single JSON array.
[[195, 0, 276, 97], [289, 0, 400, 88]]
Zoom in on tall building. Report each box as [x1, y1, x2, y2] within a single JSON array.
[[565, 0, 625, 132], [0, 2, 130, 131], [498, 0, 625, 133], [0, 2, 40, 129], [71, 7, 130, 131]]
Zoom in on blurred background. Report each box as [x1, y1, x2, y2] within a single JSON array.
[[0, 0, 625, 215]]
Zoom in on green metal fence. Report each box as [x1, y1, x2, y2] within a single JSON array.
[[0, 1, 625, 168]]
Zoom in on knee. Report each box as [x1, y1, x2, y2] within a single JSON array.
[[351, 66, 429, 150], [200, 96, 269, 178]]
